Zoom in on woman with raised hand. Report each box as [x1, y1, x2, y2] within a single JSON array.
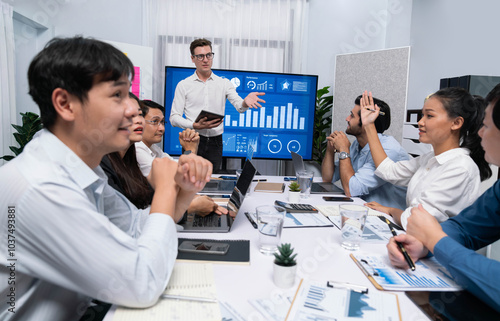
[[387, 83, 500, 312], [360, 88, 491, 228]]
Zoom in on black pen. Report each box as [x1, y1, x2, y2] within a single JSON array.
[[244, 212, 258, 228], [384, 218, 416, 271]]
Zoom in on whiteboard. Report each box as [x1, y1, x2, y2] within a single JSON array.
[[103, 39, 153, 100]]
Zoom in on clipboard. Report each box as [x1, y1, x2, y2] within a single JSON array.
[[350, 253, 462, 291], [195, 110, 224, 122], [284, 279, 402, 321]]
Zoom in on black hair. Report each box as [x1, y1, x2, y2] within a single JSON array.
[[107, 146, 153, 209], [106, 92, 153, 209], [28, 36, 134, 129], [485, 83, 500, 130], [431, 87, 491, 181], [355, 95, 391, 133], [140, 99, 165, 117]]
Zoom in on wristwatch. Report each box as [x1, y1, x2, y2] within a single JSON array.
[[338, 151, 350, 160], [183, 150, 192, 155]]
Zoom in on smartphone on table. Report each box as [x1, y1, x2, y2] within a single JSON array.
[[178, 240, 230, 255], [322, 196, 353, 202]]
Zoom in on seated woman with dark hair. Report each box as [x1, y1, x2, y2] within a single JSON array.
[[101, 93, 227, 216], [387, 83, 500, 312], [360, 88, 491, 228]]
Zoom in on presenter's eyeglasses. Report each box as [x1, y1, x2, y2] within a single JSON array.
[[193, 52, 215, 61], [145, 118, 166, 127]]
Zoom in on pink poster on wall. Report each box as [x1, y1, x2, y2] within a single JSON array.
[[132, 66, 141, 98]]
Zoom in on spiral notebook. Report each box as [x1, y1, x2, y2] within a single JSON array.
[[112, 263, 221, 321]]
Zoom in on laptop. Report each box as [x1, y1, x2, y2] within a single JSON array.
[[290, 151, 344, 194], [178, 160, 257, 233]]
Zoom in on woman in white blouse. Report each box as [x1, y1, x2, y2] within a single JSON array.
[[359, 88, 491, 229]]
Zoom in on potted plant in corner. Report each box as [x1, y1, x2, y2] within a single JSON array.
[[0, 112, 43, 161], [273, 243, 298, 288], [288, 181, 301, 203]]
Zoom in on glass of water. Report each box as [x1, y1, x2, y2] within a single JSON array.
[[256, 205, 286, 255], [297, 170, 314, 199], [340, 204, 368, 251]]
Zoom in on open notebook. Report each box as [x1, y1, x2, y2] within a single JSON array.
[[112, 263, 220, 321]]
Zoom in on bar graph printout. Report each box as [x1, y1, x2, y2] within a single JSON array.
[[285, 280, 401, 321], [351, 254, 462, 291]]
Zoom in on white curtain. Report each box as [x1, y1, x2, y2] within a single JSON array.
[[0, 1, 16, 165], [143, 0, 308, 103]]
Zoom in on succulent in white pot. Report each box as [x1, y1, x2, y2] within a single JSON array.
[[273, 243, 298, 288]]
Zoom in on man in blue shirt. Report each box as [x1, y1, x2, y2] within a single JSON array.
[[321, 95, 409, 210]]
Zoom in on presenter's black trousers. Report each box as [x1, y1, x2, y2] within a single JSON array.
[[198, 134, 223, 172]]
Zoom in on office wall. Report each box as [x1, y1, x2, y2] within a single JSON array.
[[11, 0, 143, 118], [306, 0, 413, 90], [407, 0, 500, 111]]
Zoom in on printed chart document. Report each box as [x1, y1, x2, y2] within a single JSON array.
[[351, 253, 462, 291], [249, 211, 333, 228], [285, 279, 401, 321], [316, 205, 402, 242], [113, 263, 221, 321]]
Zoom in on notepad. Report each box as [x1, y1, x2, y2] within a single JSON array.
[[112, 263, 221, 321], [254, 182, 285, 193], [350, 253, 462, 291], [285, 279, 401, 321]]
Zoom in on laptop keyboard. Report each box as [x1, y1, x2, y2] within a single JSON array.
[[192, 215, 222, 227]]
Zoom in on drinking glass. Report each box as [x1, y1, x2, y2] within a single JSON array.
[[297, 170, 313, 199], [256, 205, 286, 255], [340, 204, 368, 250]]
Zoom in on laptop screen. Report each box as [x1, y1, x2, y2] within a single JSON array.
[[291, 151, 305, 176]]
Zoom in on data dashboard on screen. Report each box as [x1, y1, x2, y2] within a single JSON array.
[[164, 66, 318, 160]]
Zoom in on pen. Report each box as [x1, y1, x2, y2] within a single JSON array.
[[384, 218, 416, 271], [326, 281, 368, 294], [244, 212, 258, 228], [364, 107, 386, 116], [161, 294, 218, 303]]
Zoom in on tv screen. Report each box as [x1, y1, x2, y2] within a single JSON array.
[[163, 66, 318, 160]]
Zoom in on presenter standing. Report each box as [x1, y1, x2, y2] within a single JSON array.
[[169, 38, 265, 171]]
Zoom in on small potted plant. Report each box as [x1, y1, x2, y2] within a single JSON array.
[[288, 181, 301, 203], [273, 243, 298, 288]]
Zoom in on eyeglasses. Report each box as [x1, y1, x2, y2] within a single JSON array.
[[145, 118, 166, 127], [193, 52, 215, 61]]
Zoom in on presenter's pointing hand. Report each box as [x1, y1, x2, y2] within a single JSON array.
[[244, 92, 266, 109]]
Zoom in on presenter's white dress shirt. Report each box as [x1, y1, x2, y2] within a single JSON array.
[[169, 71, 247, 137], [0, 129, 177, 321], [375, 147, 481, 229]]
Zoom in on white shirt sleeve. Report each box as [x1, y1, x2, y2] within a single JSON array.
[[4, 169, 177, 309], [170, 81, 194, 129], [135, 142, 155, 176], [225, 79, 246, 113], [374, 155, 422, 187]]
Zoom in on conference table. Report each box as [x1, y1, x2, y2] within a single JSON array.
[[105, 176, 429, 321]]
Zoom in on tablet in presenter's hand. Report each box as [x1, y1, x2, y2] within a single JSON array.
[[195, 110, 224, 123]]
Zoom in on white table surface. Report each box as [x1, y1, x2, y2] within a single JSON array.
[[105, 176, 429, 320]]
